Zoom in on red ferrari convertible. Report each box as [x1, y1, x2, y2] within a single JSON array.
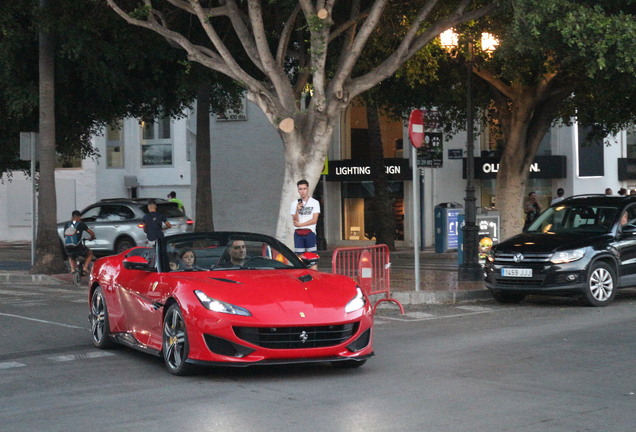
[[88, 232, 374, 375]]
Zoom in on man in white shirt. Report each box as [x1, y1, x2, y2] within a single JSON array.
[[290, 179, 321, 263], [550, 188, 565, 205]]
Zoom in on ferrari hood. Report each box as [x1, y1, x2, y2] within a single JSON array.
[[172, 270, 362, 324]]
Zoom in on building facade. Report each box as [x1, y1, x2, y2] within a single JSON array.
[[1, 99, 635, 250]]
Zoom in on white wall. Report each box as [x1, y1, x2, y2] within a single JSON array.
[[208, 102, 284, 236], [0, 110, 629, 245]]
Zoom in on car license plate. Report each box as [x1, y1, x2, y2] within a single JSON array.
[[502, 268, 532, 277]]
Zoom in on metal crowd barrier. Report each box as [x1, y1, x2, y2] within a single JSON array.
[[331, 244, 404, 314]]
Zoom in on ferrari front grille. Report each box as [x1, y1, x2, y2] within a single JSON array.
[[234, 323, 359, 349]]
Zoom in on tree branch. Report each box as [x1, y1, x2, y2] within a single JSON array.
[[345, 1, 497, 100], [246, 1, 296, 107], [276, 4, 301, 65]]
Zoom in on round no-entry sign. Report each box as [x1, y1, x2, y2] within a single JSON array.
[[408, 109, 424, 148]]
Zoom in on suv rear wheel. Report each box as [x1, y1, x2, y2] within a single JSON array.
[[114, 237, 135, 254], [582, 262, 616, 307]]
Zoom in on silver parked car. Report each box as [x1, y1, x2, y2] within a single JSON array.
[[58, 198, 194, 255]]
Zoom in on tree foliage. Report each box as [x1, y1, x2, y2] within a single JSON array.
[[106, 0, 497, 245], [364, 0, 636, 239], [0, 0, 242, 273], [0, 0, 242, 174]]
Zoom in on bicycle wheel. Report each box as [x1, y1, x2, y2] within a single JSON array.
[[73, 267, 82, 286]]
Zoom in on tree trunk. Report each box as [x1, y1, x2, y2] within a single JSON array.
[[273, 113, 334, 249], [31, 0, 67, 275], [194, 85, 214, 232], [367, 106, 396, 250], [494, 98, 537, 241]]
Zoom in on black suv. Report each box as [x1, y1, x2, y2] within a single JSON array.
[[484, 194, 636, 306]]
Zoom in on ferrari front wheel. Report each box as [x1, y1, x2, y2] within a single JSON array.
[[163, 304, 194, 376], [90, 286, 114, 349]]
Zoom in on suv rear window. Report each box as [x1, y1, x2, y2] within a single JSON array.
[[154, 202, 184, 218]]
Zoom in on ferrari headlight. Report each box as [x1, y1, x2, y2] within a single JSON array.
[[194, 290, 251, 316], [345, 287, 366, 313], [550, 248, 586, 264]]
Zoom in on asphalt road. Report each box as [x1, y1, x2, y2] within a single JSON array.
[[1, 283, 636, 432]]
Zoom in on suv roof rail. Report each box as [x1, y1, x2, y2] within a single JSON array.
[[98, 197, 168, 203], [562, 194, 628, 200]]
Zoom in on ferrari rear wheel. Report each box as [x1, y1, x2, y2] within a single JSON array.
[[163, 304, 194, 376], [90, 287, 114, 349]]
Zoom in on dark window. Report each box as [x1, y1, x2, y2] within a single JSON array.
[[578, 125, 604, 177], [155, 203, 184, 218]]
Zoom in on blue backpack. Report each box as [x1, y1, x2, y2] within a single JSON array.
[[64, 222, 81, 247]]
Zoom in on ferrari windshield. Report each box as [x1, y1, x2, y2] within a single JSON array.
[[526, 204, 618, 235], [159, 232, 305, 272]]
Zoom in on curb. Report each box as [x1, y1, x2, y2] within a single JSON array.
[[392, 289, 492, 305]]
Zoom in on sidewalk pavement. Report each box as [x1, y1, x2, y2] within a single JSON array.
[[318, 247, 491, 305], [0, 242, 492, 305]]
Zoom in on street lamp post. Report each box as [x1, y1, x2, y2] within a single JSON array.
[[440, 30, 498, 281], [459, 40, 482, 281]]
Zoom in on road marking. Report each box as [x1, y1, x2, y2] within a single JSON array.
[[456, 305, 492, 312], [406, 311, 436, 319], [48, 351, 115, 362], [0, 361, 26, 369], [379, 306, 496, 322], [0, 289, 40, 296], [0, 312, 84, 329]]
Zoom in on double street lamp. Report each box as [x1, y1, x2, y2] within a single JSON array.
[[440, 29, 498, 281]]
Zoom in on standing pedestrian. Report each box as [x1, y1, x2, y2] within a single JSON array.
[[290, 180, 320, 268], [550, 188, 565, 205], [523, 191, 541, 230], [167, 191, 185, 214], [143, 199, 172, 245]]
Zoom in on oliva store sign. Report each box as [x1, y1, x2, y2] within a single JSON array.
[[326, 158, 412, 181], [464, 155, 567, 180]]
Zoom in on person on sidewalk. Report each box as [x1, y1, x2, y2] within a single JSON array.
[[167, 191, 185, 214], [143, 200, 172, 246], [290, 179, 320, 269], [550, 188, 565, 205], [523, 191, 541, 230], [63, 210, 95, 275]]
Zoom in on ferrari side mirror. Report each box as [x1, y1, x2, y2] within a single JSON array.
[[300, 252, 320, 268], [123, 255, 150, 270]]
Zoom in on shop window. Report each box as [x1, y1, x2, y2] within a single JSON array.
[[106, 120, 124, 168], [343, 103, 404, 159], [55, 155, 82, 168], [577, 125, 604, 177], [627, 123, 636, 158], [141, 116, 173, 166], [186, 108, 196, 162], [341, 182, 404, 241]]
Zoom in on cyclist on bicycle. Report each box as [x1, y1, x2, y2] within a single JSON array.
[[63, 210, 96, 275]]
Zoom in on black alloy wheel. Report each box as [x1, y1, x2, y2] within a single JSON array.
[[163, 304, 194, 376], [582, 262, 617, 307], [90, 287, 114, 349]]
